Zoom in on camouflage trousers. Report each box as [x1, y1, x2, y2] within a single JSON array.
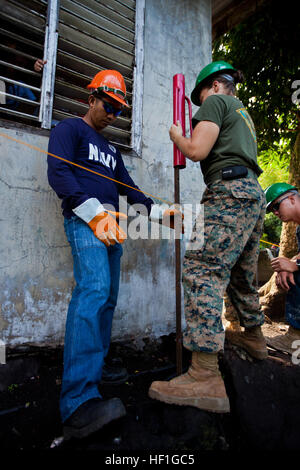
[[183, 177, 266, 353]]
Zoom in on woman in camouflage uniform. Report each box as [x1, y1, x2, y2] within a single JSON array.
[[149, 61, 267, 413]]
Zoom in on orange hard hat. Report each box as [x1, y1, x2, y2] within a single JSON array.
[[87, 70, 129, 107]]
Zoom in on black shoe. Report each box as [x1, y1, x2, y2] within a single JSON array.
[[100, 363, 129, 385], [63, 397, 126, 440]]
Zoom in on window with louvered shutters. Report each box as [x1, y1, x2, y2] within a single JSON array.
[[0, 0, 47, 123], [1, 0, 142, 154], [54, 0, 136, 150]]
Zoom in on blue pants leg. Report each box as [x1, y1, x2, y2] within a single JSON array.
[[100, 242, 123, 360], [286, 270, 300, 329], [60, 216, 123, 423]]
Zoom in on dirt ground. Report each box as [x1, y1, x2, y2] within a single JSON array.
[[0, 333, 299, 453]]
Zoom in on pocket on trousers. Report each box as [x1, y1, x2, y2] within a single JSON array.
[[186, 223, 234, 264], [201, 223, 235, 261], [227, 179, 262, 201], [185, 223, 214, 258]]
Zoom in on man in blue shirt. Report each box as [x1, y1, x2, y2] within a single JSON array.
[[6, 83, 37, 110], [48, 70, 180, 439]]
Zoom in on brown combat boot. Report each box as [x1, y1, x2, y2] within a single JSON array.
[[264, 325, 300, 355], [148, 352, 230, 413], [225, 320, 242, 333], [225, 325, 268, 360]]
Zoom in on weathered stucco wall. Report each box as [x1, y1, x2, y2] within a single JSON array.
[[0, 0, 211, 347], [0, 128, 73, 346]]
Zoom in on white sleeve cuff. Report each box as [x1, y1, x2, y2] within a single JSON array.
[[72, 198, 105, 223], [149, 204, 166, 222]]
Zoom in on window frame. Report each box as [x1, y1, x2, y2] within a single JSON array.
[[39, 0, 59, 129], [130, 0, 145, 156], [0, 0, 48, 124], [40, 0, 144, 156]]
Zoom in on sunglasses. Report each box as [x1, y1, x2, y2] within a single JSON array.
[[270, 195, 290, 213], [101, 98, 123, 117]]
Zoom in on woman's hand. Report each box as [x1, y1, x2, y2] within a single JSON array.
[[169, 121, 183, 142], [168, 120, 219, 162]]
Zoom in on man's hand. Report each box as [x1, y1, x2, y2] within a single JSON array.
[[34, 59, 47, 72], [275, 271, 296, 291], [88, 211, 127, 247], [162, 206, 184, 234], [271, 256, 298, 273], [149, 204, 184, 234]]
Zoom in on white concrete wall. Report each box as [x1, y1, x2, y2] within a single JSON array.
[[0, 0, 211, 348]]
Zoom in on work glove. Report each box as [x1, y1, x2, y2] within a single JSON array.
[[149, 204, 184, 234], [73, 198, 127, 246], [88, 210, 127, 247]]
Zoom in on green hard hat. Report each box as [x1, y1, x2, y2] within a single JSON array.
[[265, 182, 298, 212], [191, 61, 237, 106]]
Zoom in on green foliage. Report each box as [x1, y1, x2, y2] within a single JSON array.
[[213, 0, 300, 248], [261, 212, 282, 247], [213, 0, 300, 154], [258, 143, 290, 190], [212, 0, 299, 250], [8, 383, 18, 393]]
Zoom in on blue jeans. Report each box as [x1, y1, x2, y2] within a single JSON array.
[[60, 216, 123, 423], [286, 270, 300, 329]]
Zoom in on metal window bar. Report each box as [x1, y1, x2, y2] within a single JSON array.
[[61, 0, 135, 41], [0, 76, 41, 94], [0, 60, 41, 79], [0, 75, 41, 121], [57, 22, 134, 67], [3, 0, 48, 16], [0, 92, 40, 107], [0, 0, 47, 124], [0, 0, 143, 149], [0, 82, 41, 122], [56, 37, 133, 78], [1, 0, 46, 34], [0, 107, 39, 120], [0, 27, 44, 53], [53, 0, 137, 150], [0, 45, 42, 64], [78, 0, 135, 30], [108, 0, 135, 14]]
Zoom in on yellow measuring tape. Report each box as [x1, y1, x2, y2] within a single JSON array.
[[260, 239, 280, 248], [0, 131, 280, 248], [0, 131, 171, 206]]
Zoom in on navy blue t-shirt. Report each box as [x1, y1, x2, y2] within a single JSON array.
[[47, 118, 153, 218]]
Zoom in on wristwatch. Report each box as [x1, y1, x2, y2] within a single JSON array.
[[296, 259, 300, 270]]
